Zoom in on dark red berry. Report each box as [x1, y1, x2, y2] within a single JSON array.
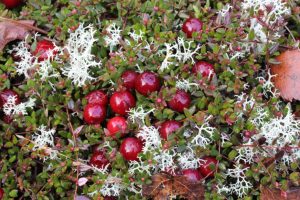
[[109, 91, 136, 115], [192, 61, 215, 78], [103, 197, 117, 200], [89, 150, 109, 169], [32, 40, 57, 61], [0, 0, 22, 8], [135, 71, 160, 96], [168, 90, 191, 113], [121, 70, 139, 89], [106, 116, 127, 137], [198, 157, 218, 178], [85, 90, 108, 106], [119, 137, 143, 161], [159, 120, 182, 140], [2, 114, 13, 124], [83, 103, 106, 124], [182, 169, 202, 182], [0, 89, 20, 108], [182, 18, 203, 38], [0, 188, 3, 199]]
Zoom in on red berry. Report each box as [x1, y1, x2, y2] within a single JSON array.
[[182, 18, 203, 38], [0, 89, 20, 108], [109, 91, 136, 115], [85, 90, 108, 106], [0, 0, 22, 8], [198, 157, 218, 178], [168, 90, 191, 113], [135, 71, 160, 96], [89, 150, 109, 169], [192, 61, 215, 78], [121, 70, 139, 89], [106, 116, 127, 137], [0, 188, 3, 199], [119, 137, 143, 161], [159, 120, 182, 140], [83, 103, 106, 124], [32, 40, 57, 61], [182, 169, 202, 182], [103, 197, 117, 200], [2, 114, 13, 124]]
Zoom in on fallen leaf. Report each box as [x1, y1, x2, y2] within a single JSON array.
[[270, 50, 300, 101], [260, 186, 300, 200], [77, 177, 88, 186], [143, 173, 205, 200], [0, 20, 35, 50]]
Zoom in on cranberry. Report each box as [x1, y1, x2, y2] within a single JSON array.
[[192, 61, 215, 78], [32, 40, 57, 61], [198, 157, 218, 178], [135, 71, 160, 96], [121, 70, 139, 89], [0, 0, 22, 8], [109, 91, 136, 115], [85, 90, 108, 106], [182, 169, 202, 182], [89, 150, 109, 169], [106, 116, 127, 137], [119, 137, 143, 161], [0, 89, 20, 108], [159, 120, 182, 140], [0, 188, 3, 199], [168, 90, 191, 113], [103, 197, 117, 200], [182, 18, 203, 38], [2, 114, 13, 124], [83, 103, 106, 124]]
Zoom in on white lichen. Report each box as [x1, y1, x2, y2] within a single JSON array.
[[127, 106, 155, 125], [128, 158, 153, 176], [160, 37, 201, 71], [257, 69, 279, 98], [104, 23, 122, 51], [191, 116, 216, 147], [62, 24, 101, 86], [3, 95, 35, 116], [175, 78, 199, 92], [31, 125, 55, 151], [217, 165, 252, 198], [136, 126, 161, 153]]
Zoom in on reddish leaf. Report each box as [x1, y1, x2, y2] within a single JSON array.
[[143, 173, 205, 200], [270, 50, 300, 101], [260, 186, 300, 200], [0, 20, 35, 50]]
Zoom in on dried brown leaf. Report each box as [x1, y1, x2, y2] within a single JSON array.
[[270, 50, 300, 101], [0, 20, 35, 50], [260, 186, 300, 200], [143, 173, 205, 200]]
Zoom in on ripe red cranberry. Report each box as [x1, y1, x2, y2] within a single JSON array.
[[119, 137, 143, 161], [2, 114, 13, 124], [0, 89, 20, 108], [83, 103, 106, 124], [103, 197, 117, 200], [32, 40, 57, 61], [109, 91, 136, 115], [106, 116, 127, 137], [192, 61, 215, 78], [85, 90, 108, 106], [0, 0, 22, 8], [182, 18, 203, 38], [159, 120, 182, 140], [182, 169, 202, 182], [198, 157, 218, 178], [0, 188, 3, 199], [135, 71, 160, 96], [121, 70, 139, 89], [89, 150, 109, 169], [168, 90, 191, 113]]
